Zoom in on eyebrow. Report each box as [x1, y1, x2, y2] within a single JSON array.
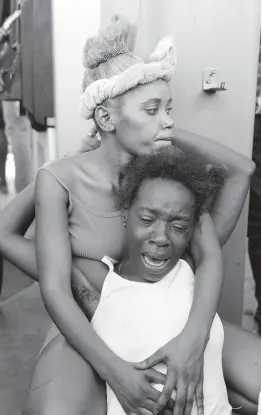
[[141, 98, 161, 105], [141, 97, 173, 105], [139, 208, 190, 222]]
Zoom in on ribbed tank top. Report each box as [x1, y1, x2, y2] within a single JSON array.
[[39, 154, 125, 261], [92, 256, 232, 415]]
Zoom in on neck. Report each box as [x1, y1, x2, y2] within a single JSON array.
[[118, 259, 144, 283], [97, 133, 133, 183]]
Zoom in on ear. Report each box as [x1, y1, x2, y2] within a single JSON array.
[[94, 105, 116, 132]]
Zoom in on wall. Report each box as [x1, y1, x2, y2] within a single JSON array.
[[51, 0, 101, 157], [52, 0, 260, 323], [138, 0, 260, 155], [139, 0, 261, 324], [100, 0, 140, 27], [101, 0, 260, 324]]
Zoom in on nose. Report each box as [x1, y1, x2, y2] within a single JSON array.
[[150, 221, 169, 247], [161, 113, 175, 130]]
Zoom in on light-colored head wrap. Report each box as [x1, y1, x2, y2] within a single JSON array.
[[80, 15, 177, 120]]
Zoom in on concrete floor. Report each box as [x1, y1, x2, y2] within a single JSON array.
[[0, 172, 260, 415], [0, 283, 50, 415]]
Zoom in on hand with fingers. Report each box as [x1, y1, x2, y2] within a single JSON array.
[[0, 27, 9, 43], [107, 360, 176, 415], [135, 336, 205, 415], [80, 124, 101, 151], [65, 124, 101, 157]]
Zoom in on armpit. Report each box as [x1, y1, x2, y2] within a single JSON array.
[[72, 285, 100, 321]]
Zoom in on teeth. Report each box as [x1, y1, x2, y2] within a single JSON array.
[[154, 141, 171, 148], [143, 255, 166, 268]]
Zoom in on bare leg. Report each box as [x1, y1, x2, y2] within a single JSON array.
[[222, 320, 261, 411], [23, 332, 106, 415], [2, 101, 32, 193], [228, 388, 258, 415], [0, 128, 8, 188]]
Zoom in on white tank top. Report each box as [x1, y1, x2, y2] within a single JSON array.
[[91, 256, 232, 415]]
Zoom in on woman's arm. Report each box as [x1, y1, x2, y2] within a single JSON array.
[[170, 129, 254, 395], [35, 169, 115, 377], [0, 174, 103, 322], [0, 182, 100, 320], [184, 213, 224, 338], [35, 169, 170, 415], [172, 128, 255, 341], [174, 128, 255, 246], [0, 183, 38, 281], [0, 129, 99, 281], [147, 127, 254, 413]]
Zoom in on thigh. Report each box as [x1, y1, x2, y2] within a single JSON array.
[[222, 320, 261, 404], [23, 333, 107, 415], [0, 128, 7, 149], [228, 388, 258, 415]]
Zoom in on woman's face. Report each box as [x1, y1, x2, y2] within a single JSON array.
[[125, 178, 195, 283], [113, 79, 175, 155]]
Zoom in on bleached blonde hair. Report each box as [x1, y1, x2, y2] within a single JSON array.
[[82, 15, 141, 91], [80, 15, 177, 120]]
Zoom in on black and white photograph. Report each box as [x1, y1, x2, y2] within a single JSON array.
[[0, 1, 261, 414]]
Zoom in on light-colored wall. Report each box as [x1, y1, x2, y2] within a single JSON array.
[[138, 0, 260, 155], [51, 0, 101, 157], [52, 0, 260, 324], [101, 0, 261, 324], [100, 0, 140, 27]]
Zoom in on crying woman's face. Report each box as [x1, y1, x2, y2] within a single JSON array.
[[125, 177, 195, 283]]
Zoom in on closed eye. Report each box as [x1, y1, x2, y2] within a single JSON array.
[[139, 216, 155, 225], [170, 223, 188, 233], [145, 107, 159, 116], [166, 106, 172, 115]]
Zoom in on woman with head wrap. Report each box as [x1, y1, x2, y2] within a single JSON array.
[[0, 15, 259, 415]]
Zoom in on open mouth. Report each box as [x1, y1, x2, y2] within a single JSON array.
[[153, 140, 172, 149], [142, 254, 170, 272]]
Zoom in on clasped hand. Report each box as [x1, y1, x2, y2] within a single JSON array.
[[109, 331, 205, 415]]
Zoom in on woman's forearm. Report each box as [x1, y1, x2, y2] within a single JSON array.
[[42, 283, 122, 383], [0, 183, 35, 233], [0, 183, 38, 280], [183, 213, 224, 342], [36, 169, 123, 384], [185, 252, 223, 340], [174, 128, 255, 245], [174, 128, 254, 175]]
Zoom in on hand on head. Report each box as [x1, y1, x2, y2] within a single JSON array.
[[64, 124, 100, 157]]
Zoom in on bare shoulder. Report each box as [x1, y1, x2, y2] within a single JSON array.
[[39, 151, 100, 191], [36, 164, 67, 203]]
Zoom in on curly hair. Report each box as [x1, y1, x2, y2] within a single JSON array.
[[116, 146, 227, 221]]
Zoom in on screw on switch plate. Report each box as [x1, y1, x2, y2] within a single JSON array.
[[202, 68, 227, 93]]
